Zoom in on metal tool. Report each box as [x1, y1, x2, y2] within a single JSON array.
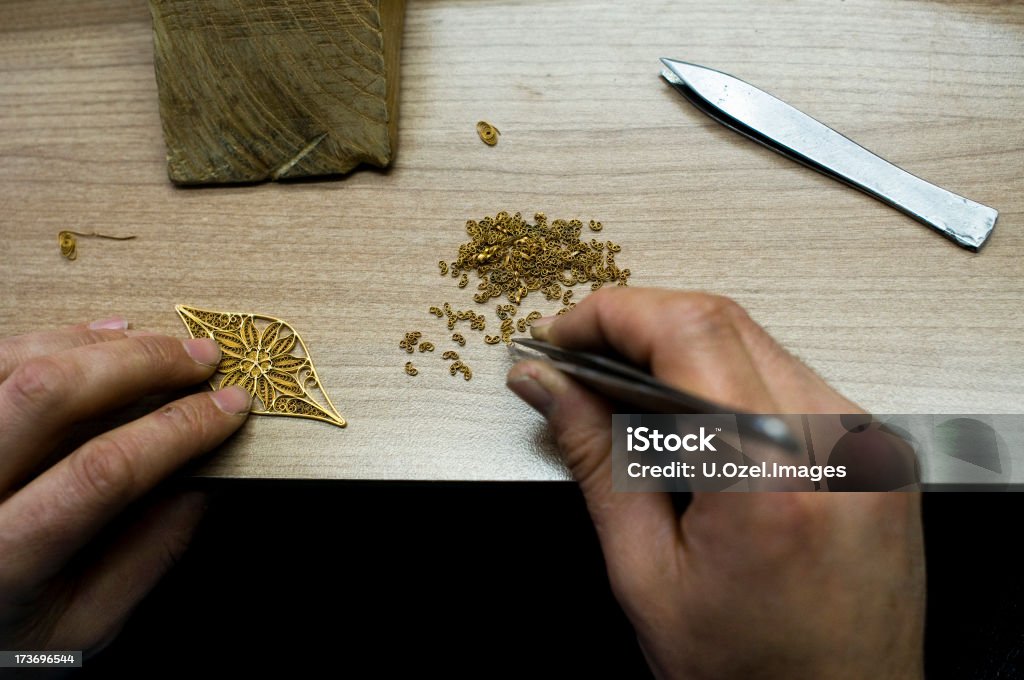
[[510, 338, 800, 453], [660, 58, 998, 251]]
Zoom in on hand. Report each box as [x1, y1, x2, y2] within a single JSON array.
[[507, 289, 924, 679], [0, 317, 251, 652]]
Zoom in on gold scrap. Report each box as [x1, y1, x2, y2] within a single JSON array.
[[59, 230, 136, 261], [588, 220, 603, 232], [442, 350, 460, 360], [448, 360, 472, 380], [452, 333, 466, 346], [439, 261, 448, 276], [496, 304, 517, 320], [429, 306, 444, 317], [418, 342, 435, 352], [516, 318, 528, 333], [175, 305, 346, 428], [484, 335, 501, 345], [458, 273, 469, 288], [405, 362, 419, 376], [476, 121, 500, 146], [399, 331, 422, 353]]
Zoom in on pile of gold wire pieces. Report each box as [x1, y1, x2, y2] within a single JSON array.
[[403, 212, 632, 380], [444, 211, 630, 307]]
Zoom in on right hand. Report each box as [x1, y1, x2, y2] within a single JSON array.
[[507, 288, 925, 679]]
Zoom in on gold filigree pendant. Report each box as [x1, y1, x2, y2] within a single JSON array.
[[176, 305, 346, 428]]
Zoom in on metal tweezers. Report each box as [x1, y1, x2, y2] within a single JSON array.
[[510, 338, 799, 453], [660, 58, 998, 251]]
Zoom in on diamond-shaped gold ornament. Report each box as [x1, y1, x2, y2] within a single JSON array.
[[176, 305, 346, 428]]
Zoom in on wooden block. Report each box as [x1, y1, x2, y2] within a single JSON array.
[[149, 0, 405, 184]]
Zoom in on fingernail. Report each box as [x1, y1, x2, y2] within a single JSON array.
[[507, 375, 554, 417], [182, 337, 221, 367], [211, 385, 252, 415], [529, 316, 556, 340], [88, 316, 128, 331]]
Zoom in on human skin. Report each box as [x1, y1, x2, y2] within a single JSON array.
[[0, 318, 251, 652], [507, 288, 924, 680]]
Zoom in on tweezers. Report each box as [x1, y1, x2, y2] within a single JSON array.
[[510, 338, 799, 453], [660, 58, 998, 251]]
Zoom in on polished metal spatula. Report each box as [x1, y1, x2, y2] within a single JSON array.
[[661, 58, 998, 251]]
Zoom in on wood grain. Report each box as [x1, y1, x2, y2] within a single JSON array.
[[0, 0, 1022, 480], [149, 0, 404, 184]]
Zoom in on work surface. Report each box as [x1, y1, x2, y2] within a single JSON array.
[[1, 0, 1022, 480]]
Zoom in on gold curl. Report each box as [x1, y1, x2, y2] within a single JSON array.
[[476, 121, 500, 146], [58, 230, 136, 261]]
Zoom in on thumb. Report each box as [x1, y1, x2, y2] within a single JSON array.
[[507, 360, 680, 604]]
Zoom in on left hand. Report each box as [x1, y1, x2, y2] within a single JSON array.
[[0, 317, 251, 652]]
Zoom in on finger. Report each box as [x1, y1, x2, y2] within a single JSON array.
[[535, 287, 858, 413], [0, 335, 223, 490], [533, 288, 779, 411], [507, 360, 681, 613], [0, 386, 250, 584], [0, 316, 130, 383], [48, 490, 207, 653]]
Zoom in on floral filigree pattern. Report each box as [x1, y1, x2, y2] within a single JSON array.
[[175, 305, 346, 428]]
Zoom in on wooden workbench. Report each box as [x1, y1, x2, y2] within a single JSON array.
[[1, 0, 1021, 480]]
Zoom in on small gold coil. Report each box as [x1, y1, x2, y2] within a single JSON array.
[[58, 230, 136, 261], [476, 121, 500, 146]]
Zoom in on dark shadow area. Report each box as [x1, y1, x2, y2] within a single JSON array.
[[923, 493, 1024, 680], [86, 481, 650, 677], [84, 485, 1021, 677]]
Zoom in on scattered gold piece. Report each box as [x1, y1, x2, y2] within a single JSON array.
[[496, 303, 517, 320], [405, 362, 419, 376], [59, 230, 136, 261], [429, 306, 444, 317], [484, 335, 501, 345], [439, 261, 448, 276], [442, 350, 460, 360], [458, 273, 469, 288], [399, 331, 423, 354], [476, 121, 500, 146], [589, 220, 603, 232], [418, 342, 435, 352], [176, 305, 346, 427], [448, 360, 472, 380], [516, 318, 528, 333], [451, 333, 466, 346]]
